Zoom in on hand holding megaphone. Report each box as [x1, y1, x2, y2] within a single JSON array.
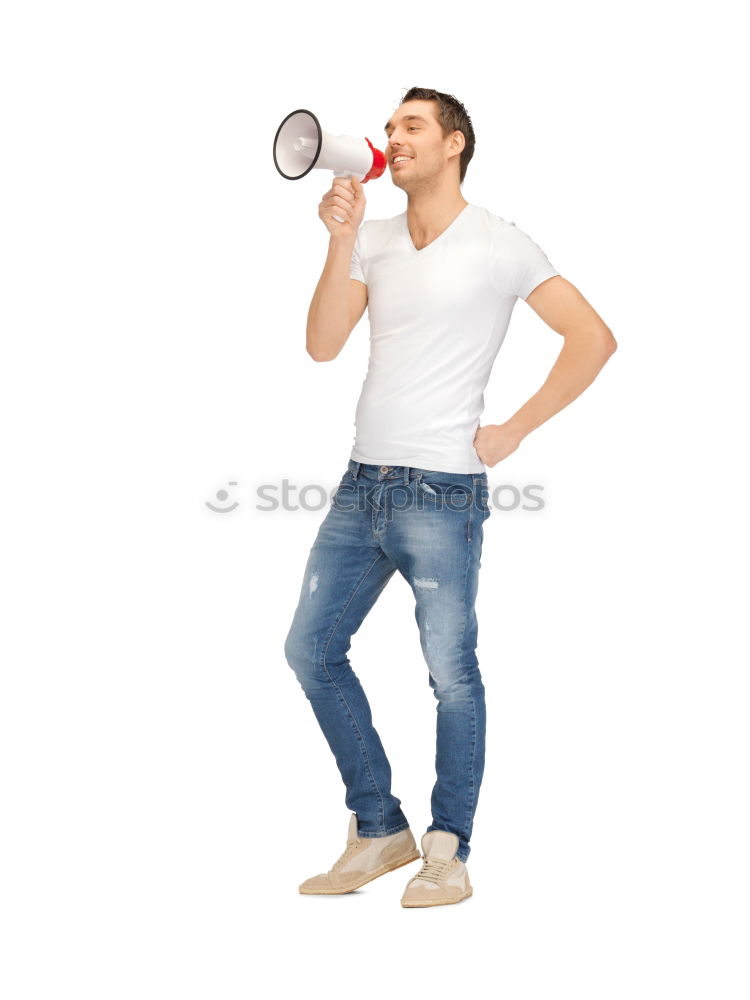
[[273, 109, 386, 223], [319, 176, 366, 237]]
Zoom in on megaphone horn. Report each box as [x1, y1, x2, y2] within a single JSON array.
[[273, 109, 387, 221]]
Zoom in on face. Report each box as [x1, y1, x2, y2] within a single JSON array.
[[383, 99, 463, 190]]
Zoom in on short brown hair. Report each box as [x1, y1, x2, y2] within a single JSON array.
[[399, 87, 476, 185]]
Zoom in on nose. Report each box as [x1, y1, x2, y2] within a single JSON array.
[[387, 127, 405, 149], [388, 135, 404, 159]]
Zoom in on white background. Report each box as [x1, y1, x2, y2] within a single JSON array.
[[2, 1, 748, 997]]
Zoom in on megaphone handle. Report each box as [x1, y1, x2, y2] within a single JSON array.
[[332, 170, 360, 222]]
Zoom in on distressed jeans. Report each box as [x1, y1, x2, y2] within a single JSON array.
[[284, 459, 491, 862]]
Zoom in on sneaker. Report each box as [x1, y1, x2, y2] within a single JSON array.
[[298, 813, 421, 894], [400, 830, 473, 907]]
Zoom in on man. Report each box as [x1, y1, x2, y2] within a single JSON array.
[[284, 87, 616, 908]]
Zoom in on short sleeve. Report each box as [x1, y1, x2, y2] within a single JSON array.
[[490, 221, 559, 300], [349, 230, 366, 284]]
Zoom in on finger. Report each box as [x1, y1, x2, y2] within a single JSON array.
[[323, 207, 352, 224], [330, 183, 354, 204], [323, 195, 354, 215]]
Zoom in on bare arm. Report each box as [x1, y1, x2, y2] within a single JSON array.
[[508, 275, 616, 437], [473, 275, 617, 466], [306, 177, 368, 362], [306, 236, 368, 361]]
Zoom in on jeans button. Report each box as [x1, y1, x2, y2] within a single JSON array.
[[380, 465, 390, 473]]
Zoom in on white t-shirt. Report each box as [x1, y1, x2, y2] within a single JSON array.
[[348, 202, 559, 473]]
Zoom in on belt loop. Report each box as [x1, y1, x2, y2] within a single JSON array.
[[351, 461, 360, 480], [403, 466, 409, 485]]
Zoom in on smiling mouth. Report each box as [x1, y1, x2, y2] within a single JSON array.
[[392, 156, 413, 166]]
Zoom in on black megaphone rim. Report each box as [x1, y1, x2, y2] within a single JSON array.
[[273, 108, 323, 180]]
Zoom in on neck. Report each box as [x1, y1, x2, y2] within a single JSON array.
[[405, 179, 468, 247]]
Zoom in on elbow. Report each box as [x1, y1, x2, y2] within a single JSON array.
[[306, 343, 337, 363], [566, 326, 617, 364], [306, 329, 326, 362], [594, 326, 617, 359], [306, 327, 344, 362]]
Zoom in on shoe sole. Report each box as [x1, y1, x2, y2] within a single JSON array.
[[299, 850, 421, 895], [400, 886, 473, 907]]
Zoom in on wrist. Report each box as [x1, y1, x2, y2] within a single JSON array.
[[328, 230, 357, 249], [504, 415, 531, 444]]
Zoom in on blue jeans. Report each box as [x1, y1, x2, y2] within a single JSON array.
[[284, 459, 491, 863]]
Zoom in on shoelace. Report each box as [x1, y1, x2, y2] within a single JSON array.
[[330, 839, 360, 872], [413, 855, 452, 883]]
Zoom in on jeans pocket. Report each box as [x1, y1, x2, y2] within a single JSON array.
[[416, 477, 473, 510], [475, 484, 491, 518]]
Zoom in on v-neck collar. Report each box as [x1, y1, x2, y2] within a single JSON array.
[[401, 203, 473, 257]]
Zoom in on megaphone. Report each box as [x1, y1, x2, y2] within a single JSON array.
[[273, 109, 387, 222]]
